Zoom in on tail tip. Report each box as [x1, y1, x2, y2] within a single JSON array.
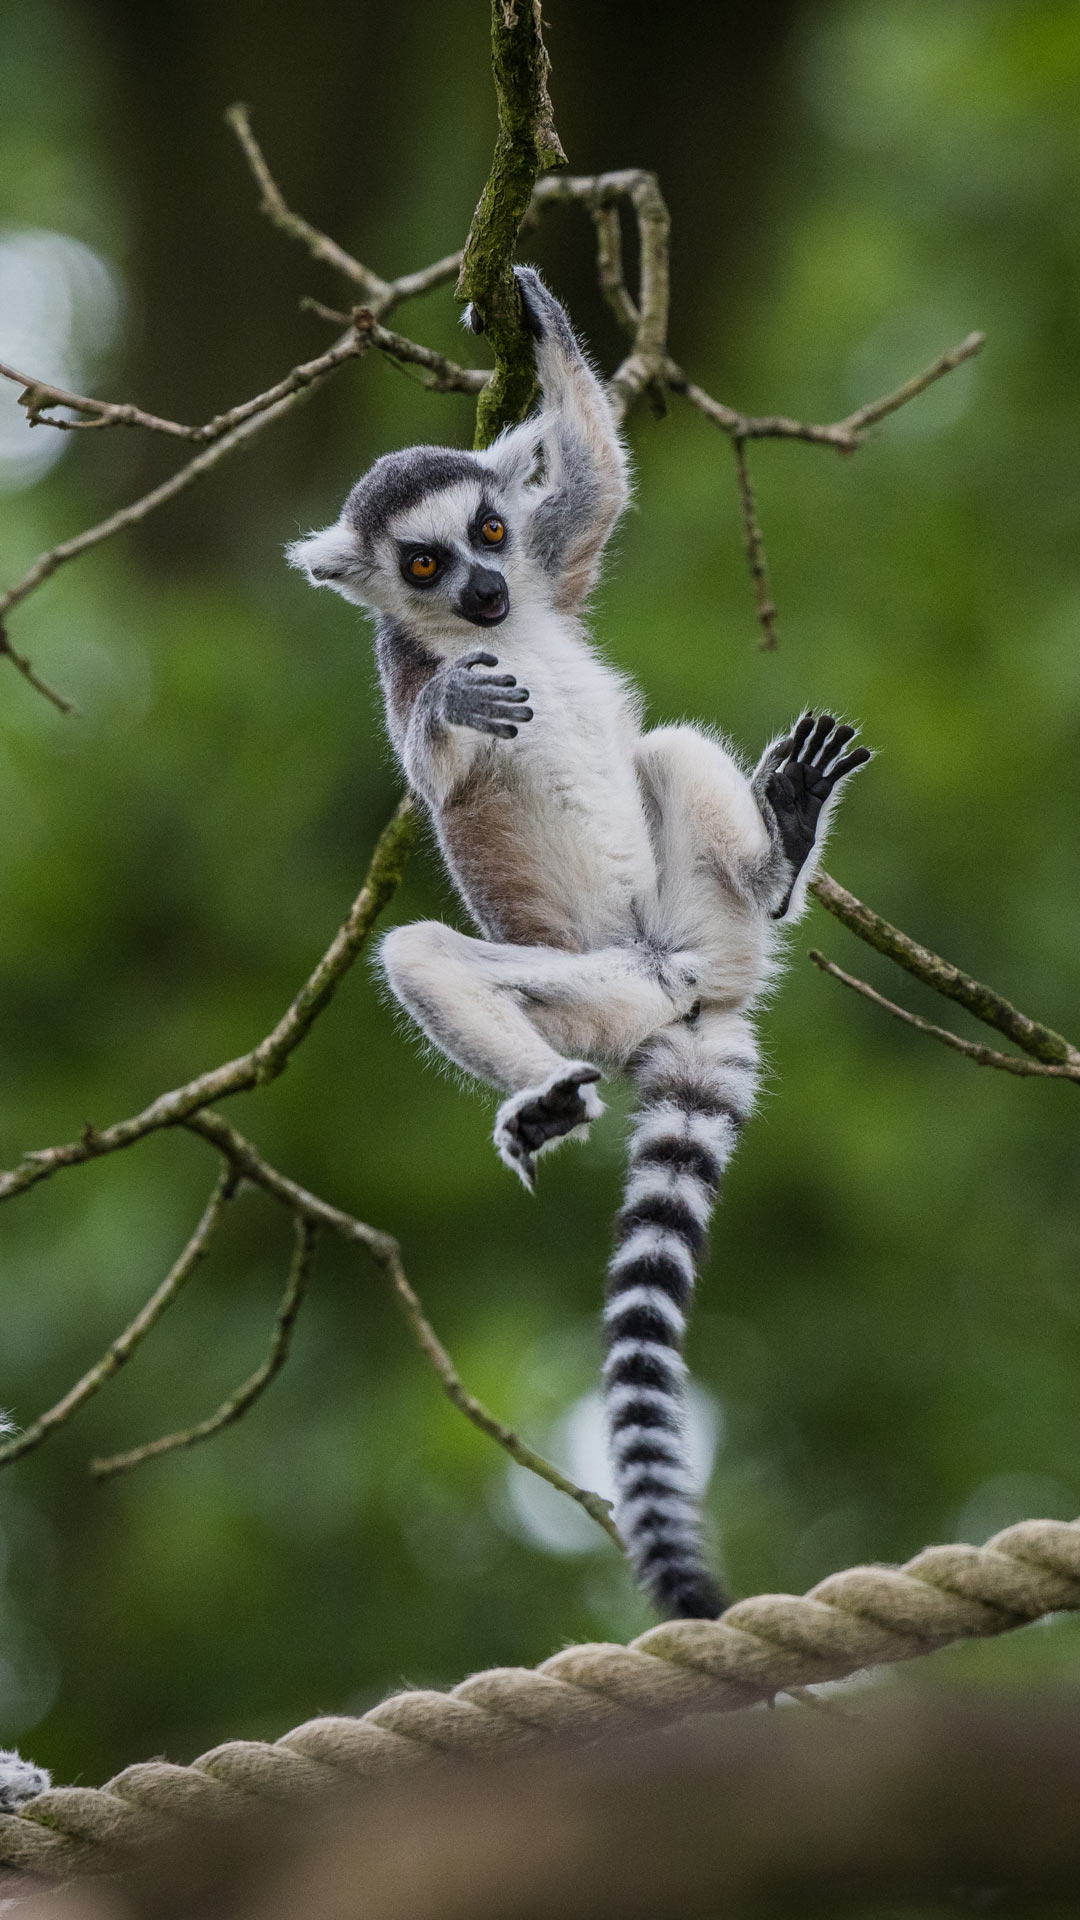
[[657, 1569, 729, 1620]]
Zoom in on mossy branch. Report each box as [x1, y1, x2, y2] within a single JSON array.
[[456, 0, 566, 447]]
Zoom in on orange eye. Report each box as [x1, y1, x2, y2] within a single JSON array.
[[480, 516, 505, 545], [408, 553, 438, 581]]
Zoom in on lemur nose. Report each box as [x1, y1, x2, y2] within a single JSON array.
[[458, 566, 509, 626]]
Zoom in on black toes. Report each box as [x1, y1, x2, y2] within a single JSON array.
[[511, 1070, 598, 1154]]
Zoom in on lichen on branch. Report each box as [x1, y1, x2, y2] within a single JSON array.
[[456, 0, 567, 447]]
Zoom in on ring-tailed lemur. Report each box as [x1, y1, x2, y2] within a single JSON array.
[[288, 267, 871, 1620]]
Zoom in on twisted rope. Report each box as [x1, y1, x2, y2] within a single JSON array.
[[5, 1517, 1079, 1877]]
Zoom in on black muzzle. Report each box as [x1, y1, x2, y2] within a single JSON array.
[[457, 566, 509, 626]]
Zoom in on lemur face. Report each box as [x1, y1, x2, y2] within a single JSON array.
[[287, 441, 542, 643], [386, 478, 512, 630]]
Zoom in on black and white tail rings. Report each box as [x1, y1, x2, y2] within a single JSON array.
[[603, 1069, 748, 1618]]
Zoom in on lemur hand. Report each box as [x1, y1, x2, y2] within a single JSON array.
[[441, 650, 533, 741], [759, 712, 871, 882], [512, 266, 577, 351]]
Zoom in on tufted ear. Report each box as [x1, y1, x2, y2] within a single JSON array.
[[481, 420, 543, 496], [285, 521, 368, 599]]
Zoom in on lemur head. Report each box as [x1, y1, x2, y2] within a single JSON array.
[[287, 431, 542, 643]]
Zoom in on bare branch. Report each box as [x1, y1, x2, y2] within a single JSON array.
[[732, 438, 778, 650], [0, 328, 366, 453], [353, 311, 489, 395], [0, 1172, 237, 1470], [809, 949, 1080, 1082], [183, 1111, 622, 1549], [225, 102, 389, 303], [667, 332, 984, 451], [0, 361, 196, 438], [91, 1215, 317, 1479], [840, 330, 985, 436], [811, 871, 1080, 1070], [0, 796, 416, 1205], [0, 622, 73, 714], [532, 170, 671, 419]]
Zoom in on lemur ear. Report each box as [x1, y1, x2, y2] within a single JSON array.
[[482, 420, 543, 495], [286, 522, 366, 597]]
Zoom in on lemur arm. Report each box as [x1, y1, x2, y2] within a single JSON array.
[[512, 267, 631, 611]]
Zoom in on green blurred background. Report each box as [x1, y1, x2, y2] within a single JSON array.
[[1, 0, 1079, 1786]]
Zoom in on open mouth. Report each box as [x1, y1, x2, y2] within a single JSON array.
[[460, 596, 509, 625]]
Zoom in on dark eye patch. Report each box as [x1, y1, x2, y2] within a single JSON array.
[[397, 540, 453, 587]]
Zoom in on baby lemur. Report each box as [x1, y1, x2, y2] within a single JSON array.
[[289, 268, 870, 1619]]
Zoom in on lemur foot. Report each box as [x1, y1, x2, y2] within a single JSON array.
[[758, 712, 872, 910], [442, 650, 533, 740], [494, 1063, 604, 1192]]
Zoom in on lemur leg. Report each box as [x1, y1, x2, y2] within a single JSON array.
[[381, 922, 695, 1187]]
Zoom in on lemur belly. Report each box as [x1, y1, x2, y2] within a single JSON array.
[[439, 647, 657, 951]]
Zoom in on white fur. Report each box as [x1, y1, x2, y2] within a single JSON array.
[[603, 1284, 686, 1333]]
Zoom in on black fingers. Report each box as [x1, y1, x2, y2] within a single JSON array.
[[782, 713, 871, 786], [461, 649, 499, 670], [804, 713, 836, 763], [816, 722, 855, 771], [828, 746, 872, 782]]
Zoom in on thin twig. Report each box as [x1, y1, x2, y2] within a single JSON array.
[[0, 1172, 238, 1469], [0, 796, 416, 1205], [811, 872, 1080, 1071], [732, 438, 778, 650], [840, 332, 985, 435], [666, 332, 985, 451], [0, 361, 196, 438], [0, 622, 73, 714], [225, 103, 389, 302], [352, 311, 489, 394], [809, 950, 1080, 1082], [183, 1111, 622, 1547], [91, 1215, 318, 1478]]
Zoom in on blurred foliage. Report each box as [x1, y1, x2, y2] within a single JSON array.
[[1, 0, 1080, 1786]]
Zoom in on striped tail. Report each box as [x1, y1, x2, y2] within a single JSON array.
[[603, 1036, 756, 1618]]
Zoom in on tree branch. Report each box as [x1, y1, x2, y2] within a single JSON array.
[[183, 1111, 622, 1548], [0, 342, 363, 633], [90, 1215, 318, 1479], [811, 871, 1080, 1070], [0, 796, 416, 1206], [809, 949, 1080, 1082], [0, 1172, 238, 1470], [457, 0, 567, 446]]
